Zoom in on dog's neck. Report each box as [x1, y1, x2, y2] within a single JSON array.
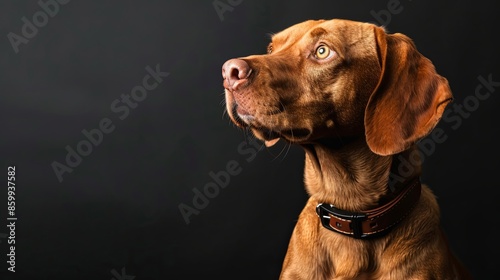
[[301, 137, 421, 212]]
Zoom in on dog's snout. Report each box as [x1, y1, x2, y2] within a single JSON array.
[[222, 59, 251, 90]]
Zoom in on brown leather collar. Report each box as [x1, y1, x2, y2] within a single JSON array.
[[316, 178, 421, 239]]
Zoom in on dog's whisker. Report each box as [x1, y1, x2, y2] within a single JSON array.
[[282, 138, 293, 161], [279, 128, 294, 161], [277, 101, 293, 161]]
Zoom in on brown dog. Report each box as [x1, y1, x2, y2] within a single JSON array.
[[221, 19, 472, 279]]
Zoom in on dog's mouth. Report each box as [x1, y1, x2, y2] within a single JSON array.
[[229, 102, 312, 146], [229, 101, 252, 127]]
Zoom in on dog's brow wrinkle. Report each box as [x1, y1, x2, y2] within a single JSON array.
[[310, 27, 327, 39]]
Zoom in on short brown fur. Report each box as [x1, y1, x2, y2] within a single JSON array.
[[222, 19, 471, 280]]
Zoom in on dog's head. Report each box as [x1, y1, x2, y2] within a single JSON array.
[[222, 19, 452, 156]]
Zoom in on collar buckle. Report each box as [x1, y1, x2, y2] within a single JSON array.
[[316, 203, 367, 239]]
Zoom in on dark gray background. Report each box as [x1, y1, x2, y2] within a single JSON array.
[[1, 0, 498, 279]]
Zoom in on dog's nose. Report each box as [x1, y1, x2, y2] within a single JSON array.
[[222, 59, 251, 90]]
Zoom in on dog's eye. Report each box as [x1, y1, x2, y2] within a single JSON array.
[[314, 45, 332, 60]]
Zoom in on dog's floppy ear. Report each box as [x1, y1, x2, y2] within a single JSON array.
[[364, 27, 453, 156]]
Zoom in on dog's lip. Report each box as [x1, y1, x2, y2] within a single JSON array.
[[231, 103, 312, 141], [230, 102, 252, 127], [260, 129, 281, 140], [235, 103, 251, 116], [228, 99, 313, 143], [279, 128, 313, 142], [254, 126, 312, 143]]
